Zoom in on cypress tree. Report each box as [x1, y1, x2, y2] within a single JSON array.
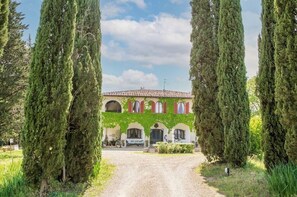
[[217, 0, 250, 167], [0, 0, 9, 56], [0, 1, 30, 142], [190, 0, 224, 161], [274, 0, 297, 164], [22, 0, 77, 194], [257, 0, 288, 170], [65, 0, 102, 183]]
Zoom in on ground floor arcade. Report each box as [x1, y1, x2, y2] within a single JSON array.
[[102, 122, 197, 147]]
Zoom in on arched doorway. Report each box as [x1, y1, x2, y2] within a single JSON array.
[[105, 100, 122, 112]]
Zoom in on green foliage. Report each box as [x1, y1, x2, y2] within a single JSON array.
[[247, 77, 260, 116], [274, 0, 297, 164], [102, 98, 194, 136], [0, 1, 29, 143], [22, 0, 77, 189], [65, 0, 102, 184], [190, 0, 224, 162], [266, 163, 297, 196], [156, 142, 194, 154], [0, 0, 9, 56], [217, 0, 250, 167], [249, 116, 262, 156], [258, 0, 288, 170]]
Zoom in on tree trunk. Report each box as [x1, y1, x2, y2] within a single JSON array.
[[63, 165, 66, 182], [39, 179, 48, 197]]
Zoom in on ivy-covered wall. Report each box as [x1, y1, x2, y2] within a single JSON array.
[[102, 97, 194, 136]]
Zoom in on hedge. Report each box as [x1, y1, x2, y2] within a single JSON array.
[[156, 142, 194, 154]]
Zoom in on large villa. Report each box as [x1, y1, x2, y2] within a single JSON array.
[[101, 89, 196, 147]]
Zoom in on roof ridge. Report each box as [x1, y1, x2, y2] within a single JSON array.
[[103, 89, 192, 99]]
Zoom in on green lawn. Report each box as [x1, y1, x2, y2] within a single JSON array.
[[196, 158, 270, 197], [83, 160, 116, 197], [0, 150, 115, 197], [0, 149, 22, 164]]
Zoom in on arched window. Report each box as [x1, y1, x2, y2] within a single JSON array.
[[133, 101, 140, 113], [177, 102, 185, 114], [155, 102, 163, 113], [174, 129, 185, 140], [105, 100, 122, 113], [127, 128, 142, 139]]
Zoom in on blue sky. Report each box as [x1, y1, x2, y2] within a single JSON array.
[[17, 0, 261, 92]]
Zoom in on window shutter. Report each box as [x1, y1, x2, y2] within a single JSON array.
[[185, 102, 190, 114], [151, 101, 155, 113], [163, 102, 167, 113], [140, 101, 144, 113], [174, 102, 177, 114], [128, 101, 132, 113]]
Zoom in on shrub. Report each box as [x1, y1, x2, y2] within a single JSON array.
[[156, 142, 167, 154], [156, 143, 194, 154], [249, 115, 262, 156], [266, 163, 297, 196]]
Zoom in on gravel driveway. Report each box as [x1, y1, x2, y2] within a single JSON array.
[[100, 150, 223, 197]]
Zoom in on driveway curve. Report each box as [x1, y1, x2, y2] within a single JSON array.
[[100, 150, 223, 197]]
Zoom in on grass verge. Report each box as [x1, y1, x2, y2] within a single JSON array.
[[266, 163, 297, 196], [196, 158, 270, 196], [83, 159, 116, 196], [0, 150, 116, 197]]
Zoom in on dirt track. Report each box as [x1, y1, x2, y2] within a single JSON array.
[[100, 150, 223, 197]]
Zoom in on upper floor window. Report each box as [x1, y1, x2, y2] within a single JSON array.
[[105, 100, 122, 113], [155, 102, 163, 113], [127, 128, 142, 139], [174, 129, 185, 140], [133, 101, 140, 113], [177, 102, 185, 114]]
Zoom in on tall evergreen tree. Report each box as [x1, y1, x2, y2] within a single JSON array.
[[190, 0, 224, 161], [274, 0, 297, 164], [257, 0, 288, 170], [0, 0, 9, 56], [64, 0, 102, 183], [0, 1, 29, 143], [22, 0, 77, 194], [217, 0, 250, 167]]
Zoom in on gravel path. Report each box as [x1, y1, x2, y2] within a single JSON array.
[[100, 150, 223, 197]]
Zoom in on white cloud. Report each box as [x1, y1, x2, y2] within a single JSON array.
[[117, 0, 146, 9], [102, 14, 191, 67], [101, 0, 146, 19], [169, 0, 184, 4], [242, 11, 261, 77], [102, 10, 261, 78], [103, 69, 159, 90], [101, 2, 125, 19]]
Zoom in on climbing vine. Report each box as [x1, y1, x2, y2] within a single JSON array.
[[102, 98, 194, 136]]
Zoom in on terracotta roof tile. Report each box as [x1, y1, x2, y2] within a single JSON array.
[[103, 89, 192, 99]]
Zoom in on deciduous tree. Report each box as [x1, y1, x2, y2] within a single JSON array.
[[0, 1, 29, 144]]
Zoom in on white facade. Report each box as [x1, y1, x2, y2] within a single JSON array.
[[102, 90, 196, 147]]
